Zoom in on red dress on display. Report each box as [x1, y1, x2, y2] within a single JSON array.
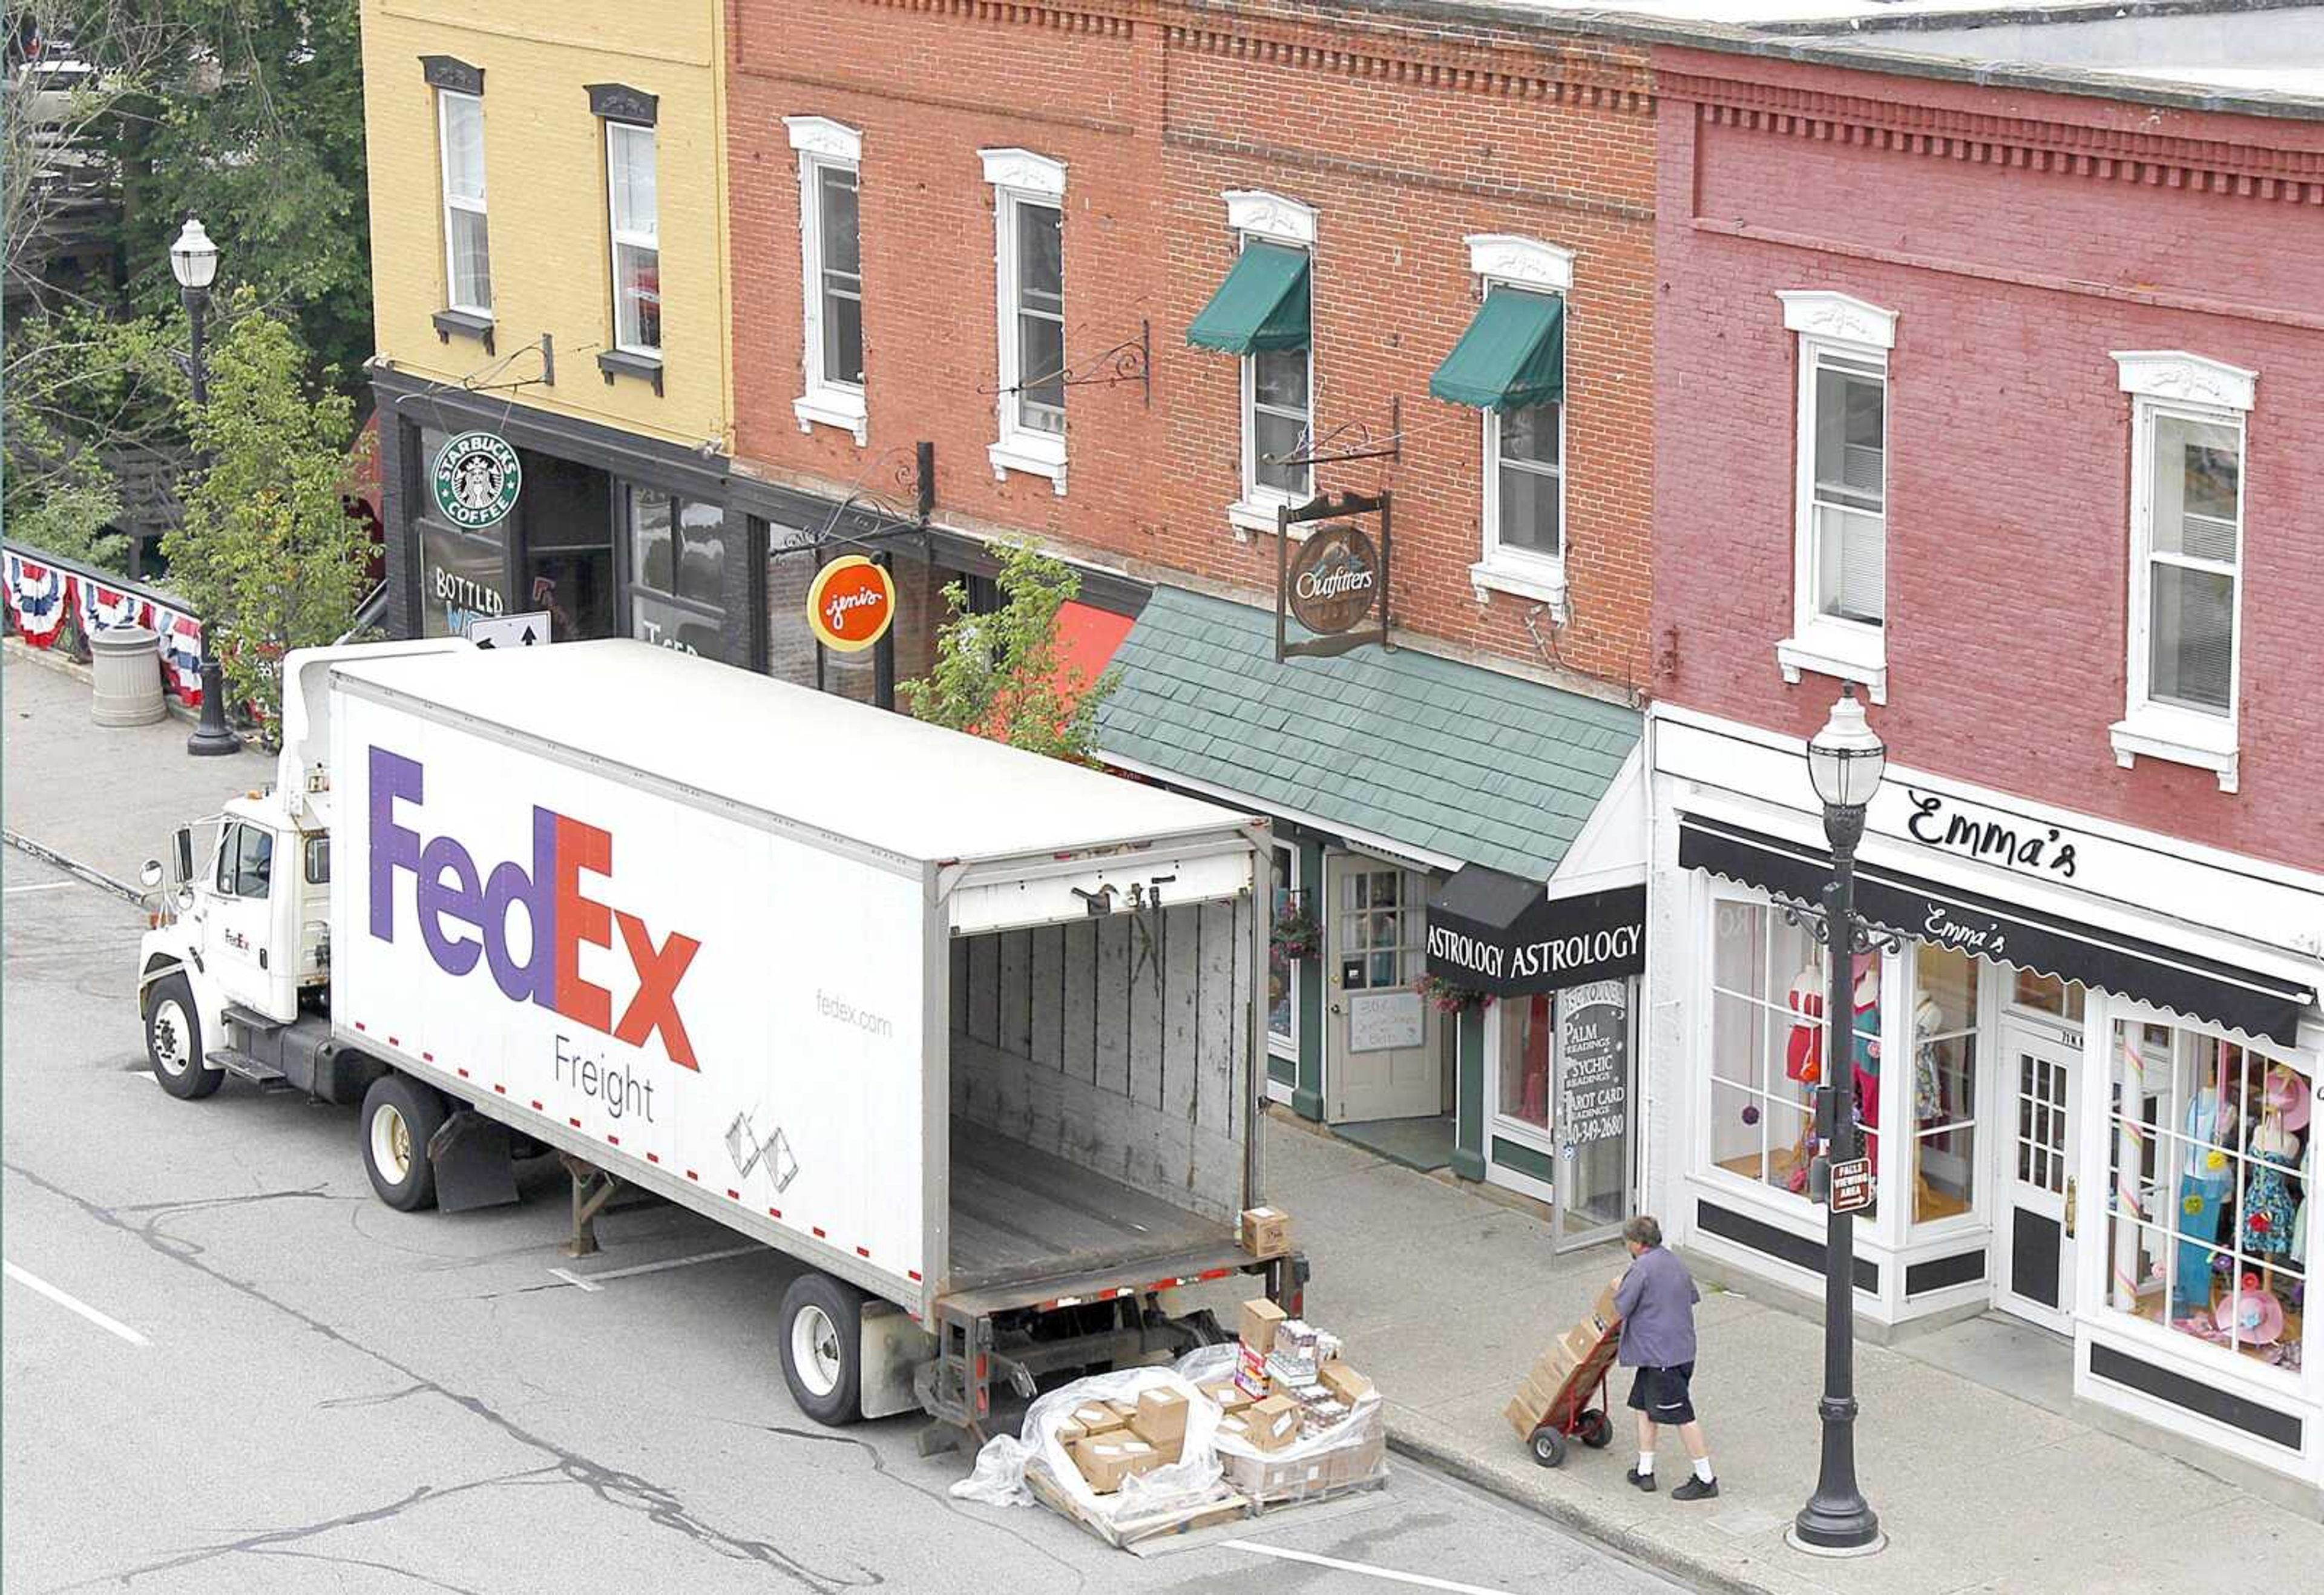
[[1785, 975, 1824, 1084]]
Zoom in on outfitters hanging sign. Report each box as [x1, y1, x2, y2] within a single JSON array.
[[1275, 490, 1391, 662], [432, 431, 522, 530]]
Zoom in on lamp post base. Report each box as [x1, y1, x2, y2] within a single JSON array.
[[185, 658, 243, 757], [1786, 1525, 1888, 1559]]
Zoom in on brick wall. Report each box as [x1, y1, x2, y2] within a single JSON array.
[[1652, 47, 2324, 872], [727, 0, 1657, 692]]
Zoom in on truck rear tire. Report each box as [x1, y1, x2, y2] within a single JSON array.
[[778, 1272, 865, 1426], [361, 1073, 447, 1212], [146, 974, 224, 1100]]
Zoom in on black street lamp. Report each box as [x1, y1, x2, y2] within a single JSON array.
[[171, 217, 241, 758], [1790, 683, 1887, 1557]]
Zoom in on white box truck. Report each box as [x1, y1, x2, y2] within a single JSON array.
[[135, 639, 1300, 1433]]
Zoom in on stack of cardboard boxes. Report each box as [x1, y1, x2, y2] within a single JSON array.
[[1187, 1284, 1385, 1504], [1504, 1274, 1624, 1439], [1063, 1387, 1193, 1495]]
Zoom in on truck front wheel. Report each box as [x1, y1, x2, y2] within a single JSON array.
[[778, 1272, 865, 1426], [146, 975, 223, 1100], [361, 1074, 447, 1212]]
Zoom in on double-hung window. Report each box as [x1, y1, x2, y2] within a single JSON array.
[[2109, 352, 2254, 791], [1437, 235, 1572, 608], [981, 148, 1068, 493], [1776, 292, 1896, 702], [1187, 190, 1316, 539], [437, 91, 490, 317], [606, 123, 660, 355], [787, 117, 865, 443]]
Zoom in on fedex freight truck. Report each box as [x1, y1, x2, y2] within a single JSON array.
[[134, 639, 1299, 1434]]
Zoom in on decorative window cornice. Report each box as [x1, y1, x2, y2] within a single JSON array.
[[1778, 290, 1896, 351], [1224, 188, 1315, 247], [1670, 74, 2324, 208], [586, 82, 657, 128], [1466, 233, 1572, 292], [979, 146, 1066, 198], [785, 115, 861, 163], [2112, 350, 2256, 413], [421, 56, 482, 96]]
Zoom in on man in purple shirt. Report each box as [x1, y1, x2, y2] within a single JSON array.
[[1613, 1215, 1717, 1499]]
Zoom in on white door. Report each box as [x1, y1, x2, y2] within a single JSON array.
[[206, 821, 292, 1022], [1996, 1025, 2079, 1332], [1324, 855, 1439, 1122]]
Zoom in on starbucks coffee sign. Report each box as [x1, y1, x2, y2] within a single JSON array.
[[1287, 523, 1381, 636], [431, 431, 522, 530], [1275, 490, 1391, 662]]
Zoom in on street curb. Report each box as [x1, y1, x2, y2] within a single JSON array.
[[1384, 1425, 1782, 1595], [2, 636, 200, 724], [1, 829, 146, 906]]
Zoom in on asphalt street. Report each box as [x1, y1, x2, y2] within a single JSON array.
[[1, 844, 1690, 1594]]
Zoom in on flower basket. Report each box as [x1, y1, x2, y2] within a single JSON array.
[[1271, 901, 1320, 963], [1414, 970, 1492, 1015]]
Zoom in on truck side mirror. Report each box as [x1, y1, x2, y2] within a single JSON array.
[[172, 827, 194, 887], [140, 859, 165, 890]]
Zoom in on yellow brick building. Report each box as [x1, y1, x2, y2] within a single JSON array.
[[360, 1, 749, 660]]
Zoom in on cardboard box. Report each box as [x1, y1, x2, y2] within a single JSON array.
[[1198, 1380, 1254, 1414], [1068, 1401, 1126, 1438], [1071, 1434, 1165, 1495], [1239, 1206, 1293, 1258], [1592, 1274, 1624, 1333], [1318, 1361, 1373, 1405], [1130, 1387, 1189, 1449], [1239, 1297, 1288, 1353], [1216, 1412, 1252, 1445], [1105, 1399, 1141, 1427], [1505, 1394, 1546, 1438], [1247, 1393, 1302, 1453], [1052, 1416, 1088, 1449], [1560, 1323, 1601, 1363]]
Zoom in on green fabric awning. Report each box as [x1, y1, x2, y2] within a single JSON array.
[[1186, 242, 1311, 355], [1429, 288, 1565, 412]]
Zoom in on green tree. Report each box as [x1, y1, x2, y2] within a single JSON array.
[[901, 541, 1120, 765], [164, 293, 370, 739], [1, 306, 187, 570]]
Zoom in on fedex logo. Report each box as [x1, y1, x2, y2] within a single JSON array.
[[367, 746, 701, 1068]]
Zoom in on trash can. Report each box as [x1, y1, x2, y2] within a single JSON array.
[[90, 623, 167, 727]]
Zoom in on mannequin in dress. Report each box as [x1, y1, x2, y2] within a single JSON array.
[[2242, 1103, 2300, 1259], [1781, 950, 1825, 1191], [1911, 992, 1946, 1125], [1848, 953, 1882, 1172], [2173, 1059, 2237, 1321]]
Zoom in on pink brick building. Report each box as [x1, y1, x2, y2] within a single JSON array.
[[1639, 38, 2324, 1495]]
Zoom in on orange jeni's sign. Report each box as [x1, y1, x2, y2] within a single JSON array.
[[807, 556, 895, 653]]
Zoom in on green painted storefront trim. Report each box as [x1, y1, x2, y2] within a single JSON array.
[[1293, 834, 1327, 1122], [1452, 1007, 1488, 1182], [1492, 1134, 1557, 1185], [1267, 1054, 1296, 1085]]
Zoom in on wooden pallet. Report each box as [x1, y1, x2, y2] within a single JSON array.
[[1025, 1458, 1254, 1549]]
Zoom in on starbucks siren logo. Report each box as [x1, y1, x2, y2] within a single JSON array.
[[431, 431, 522, 530]]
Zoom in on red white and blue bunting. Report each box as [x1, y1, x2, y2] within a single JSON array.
[[4, 550, 205, 707]]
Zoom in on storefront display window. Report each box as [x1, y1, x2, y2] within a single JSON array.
[[521, 452, 614, 641], [623, 484, 725, 655], [2012, 968, 2085, 1022], [2106, 1018, 2309, 1374], [1499, 993, 1553, 1131], [1706, 895, 1877, 1203], [413, 424, 508, 638], [1267, 844, 1305, 1056], [1910, 947, 1981, 1226]]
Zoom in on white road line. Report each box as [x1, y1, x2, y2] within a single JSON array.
[[2, 881, 73, 894], [548, 1244, 763, 1291], [4, 1260, 151, 1346], [1221, 1541, 1514, 1595]]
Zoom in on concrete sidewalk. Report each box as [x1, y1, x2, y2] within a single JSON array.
[[1259, 1111, 2324, 1595], [3, 645, 274, 892]]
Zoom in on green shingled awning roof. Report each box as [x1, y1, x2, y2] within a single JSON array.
[[1429, 288, 1566, 412], [1186, 241, 1311, 355], [1095, 587, 1640, 881]]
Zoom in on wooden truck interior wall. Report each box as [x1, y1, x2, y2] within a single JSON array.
[[948, 899, 1255, 1227]]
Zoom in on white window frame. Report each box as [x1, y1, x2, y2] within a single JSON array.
[[1463, 234, 1574, 613], [980, 148, 1069, 495], [1221, 189, 1316, 541], [605, 122, 660, 358], [786, 116, 867, 444], [2108, 350, 2255, 792], [436, 90, 490, 318], [1774, 291, 1897, 704], [1268, 840, 1302, 1062]]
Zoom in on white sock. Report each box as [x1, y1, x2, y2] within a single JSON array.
[[1635, 1452, 1655, 1476], [1692, 1456, 1715, 1483]]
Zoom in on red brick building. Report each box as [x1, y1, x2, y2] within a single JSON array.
[[726, 0, 1659, 1217], [1641, 35, 2324, 1492]]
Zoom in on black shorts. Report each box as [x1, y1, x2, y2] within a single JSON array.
[[1627, 1363, 1696, 1426]]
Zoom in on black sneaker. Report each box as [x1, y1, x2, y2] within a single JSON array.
[[1672, 1475, 1720, 1501], [1626, 1468, 1657, 1493]]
